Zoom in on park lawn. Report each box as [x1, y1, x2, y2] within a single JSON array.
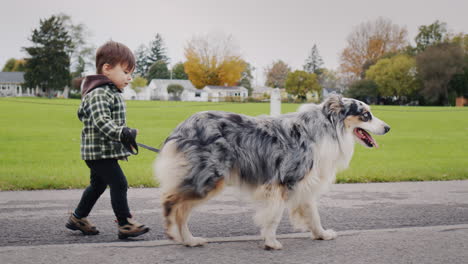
[[0, 97, 467, 190]]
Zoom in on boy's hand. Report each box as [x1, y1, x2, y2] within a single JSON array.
[[121, 127, 138, 155]]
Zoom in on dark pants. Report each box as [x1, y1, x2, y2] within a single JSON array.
[[74, 159, 131, 223]]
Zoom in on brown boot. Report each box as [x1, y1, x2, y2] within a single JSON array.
[[66, 213, 99, 235], [118, 218, 150, 239]]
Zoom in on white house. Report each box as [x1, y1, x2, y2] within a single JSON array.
[[0, 72, 33, 97], [122, 86, 137, 100], [146, 79, 208, 102], [251, 86, 274, 99], [203, 85, 248, 102]]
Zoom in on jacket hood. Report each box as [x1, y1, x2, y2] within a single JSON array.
[[81, 75, 119, 96]]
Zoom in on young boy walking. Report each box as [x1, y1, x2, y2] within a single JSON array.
[[66, 41, 149, 239]]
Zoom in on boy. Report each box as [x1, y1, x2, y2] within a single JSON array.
[[66, 41, 149, 239]]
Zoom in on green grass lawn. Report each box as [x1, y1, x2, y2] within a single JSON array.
[[0, 97, 467, 190]]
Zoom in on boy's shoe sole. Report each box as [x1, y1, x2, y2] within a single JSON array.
[[118, 227, 150, 239], [66, 222, 100, 235]]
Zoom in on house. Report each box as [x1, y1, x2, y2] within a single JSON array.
[[122, 86, 137, 100], [251, 86, 274, 99], [251, 86, 288, 100], [146, 79, 208, 102], [203, 85, 248, 102], [0, 72, 33, 97]]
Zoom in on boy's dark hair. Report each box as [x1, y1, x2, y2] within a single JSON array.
[[96, 41, 136, 74]]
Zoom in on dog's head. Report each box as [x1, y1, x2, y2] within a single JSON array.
[[322, 94, 390, 148]]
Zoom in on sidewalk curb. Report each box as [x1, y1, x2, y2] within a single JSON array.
[[2, 224, 467, 252]]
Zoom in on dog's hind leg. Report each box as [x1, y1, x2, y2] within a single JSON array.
[[168, 179, 226, 247], [162, 192, 183, 242], [290, 199, 337, 240], [174, 199, 207, 247], [253, 185, 286, 250]]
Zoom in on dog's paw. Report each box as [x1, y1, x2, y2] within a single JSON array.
[[165, 228, 181, 242], [183, 237, 207, 247], [264, 239, 283, 250], [313, 229, 337, 240]]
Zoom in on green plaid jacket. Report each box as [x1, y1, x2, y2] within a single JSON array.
[[78, 84, 130, 160]]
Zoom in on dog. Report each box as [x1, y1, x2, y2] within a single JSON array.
[[154, 94, 390, 249]]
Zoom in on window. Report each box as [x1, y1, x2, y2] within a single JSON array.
[[195, 92, 201, 97]]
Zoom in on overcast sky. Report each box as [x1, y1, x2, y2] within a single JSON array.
[[1, 0, 467, 85]]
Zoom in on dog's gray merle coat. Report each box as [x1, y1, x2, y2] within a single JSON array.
[[164, 96, 369, 197]]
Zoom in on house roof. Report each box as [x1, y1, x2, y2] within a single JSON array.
[[204, 85, 247, 92], [0, 72, 25, 84], [149, 79, 202, 92], [252, 86, 274, 93]]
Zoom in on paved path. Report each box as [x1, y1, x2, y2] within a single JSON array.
[[1, 181, 467, 263]]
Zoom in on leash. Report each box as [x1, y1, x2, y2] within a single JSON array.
[[136, 142, 160, 153]]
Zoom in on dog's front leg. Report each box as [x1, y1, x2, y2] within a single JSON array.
[[254, 199, 285, 250], [303, 199, 337, 240]]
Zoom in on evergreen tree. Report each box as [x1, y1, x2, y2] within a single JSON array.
[[146, 33, 169, 69], [134, 44, 149, 77], [238, 62, 253, 95], [171, 62, 188, 79], [143, 33, 170, 81], [303, 44, 324, 75], [147, 60, 170, 80], [23, 15, 73, 97]]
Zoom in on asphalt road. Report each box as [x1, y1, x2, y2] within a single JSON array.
[[1, 181, 467, 263]]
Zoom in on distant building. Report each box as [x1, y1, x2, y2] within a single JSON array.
[[122, 86, 137, 100], [146, 79, 208, 102], [251, 86, 274, 99], [0, 72, 33, 97], [251, 86, 290, 100], [203, 85, 248, 102]]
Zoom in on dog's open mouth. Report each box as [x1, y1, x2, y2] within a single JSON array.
[[354, 128, 378, 148]]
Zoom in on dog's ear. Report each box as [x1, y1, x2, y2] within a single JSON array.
[[322, 94, 344, 123]]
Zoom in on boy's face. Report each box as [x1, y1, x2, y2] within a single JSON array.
[[102, 63, 133, 90]]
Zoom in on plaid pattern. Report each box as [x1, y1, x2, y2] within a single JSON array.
[[78, 84, 130, 160]]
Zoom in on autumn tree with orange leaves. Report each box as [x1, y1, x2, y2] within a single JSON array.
[[339, 17, 409, 80], [184, 33, 246, 89]]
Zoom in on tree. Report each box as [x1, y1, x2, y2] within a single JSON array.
[[339, 17, 408, 80], [2, 58, 16, 72], [450, 33, 468, 55], [265, 60, 291, 88], [167, 83, 184, 100], [134, 45, 149, 77], [366, 54, 420, 101], [449, 65, 468, 97], [415, 20, 448, 53], [285, 70, 321, 101], [319, 69, 342, 92], [147, 33, 169, 67], [416, 43, 465, 105], [238, 62, 254, 95], [147, 60, 170, 80], [447, 34, 468, 98], [184, 32, 246, 88], [171, 62, 188, 79], [130, 76, 148, 93], [2, 58, 26, 72], [344, 79, 379, 104], [23, 15, 73, 97], [303, 44, 324, 75], [59, 13, 94, 77]]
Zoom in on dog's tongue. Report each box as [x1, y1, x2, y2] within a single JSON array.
[[355, 128, 379, 148]]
